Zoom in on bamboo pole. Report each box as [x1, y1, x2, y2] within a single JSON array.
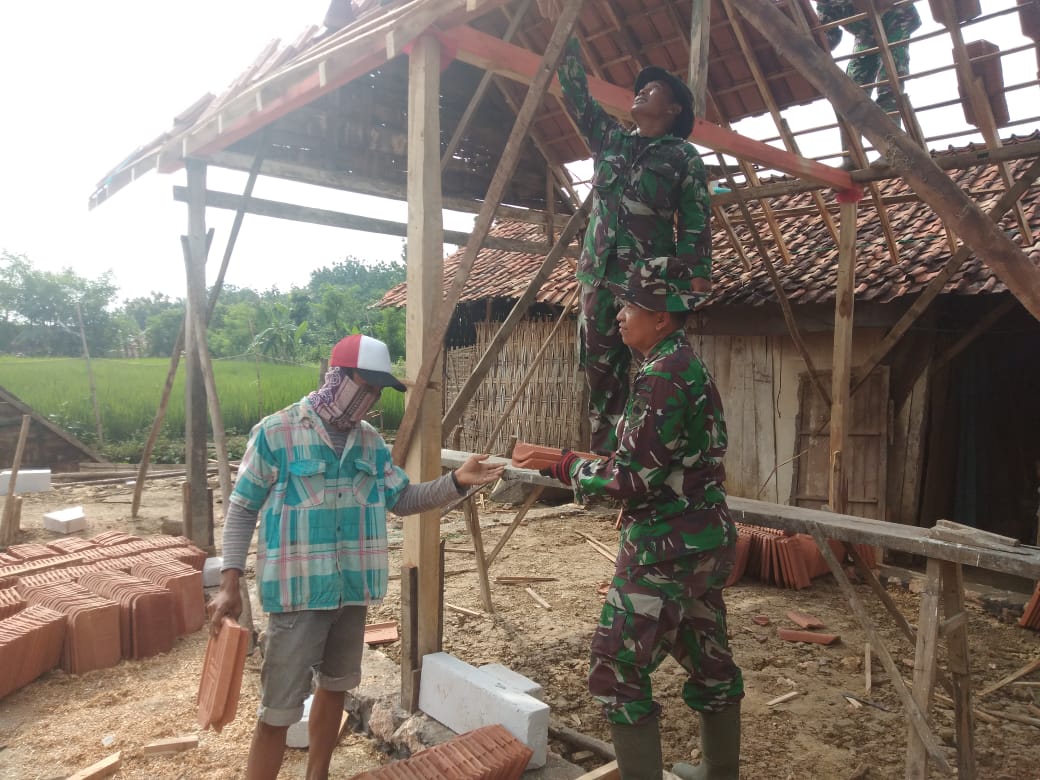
[[391, 0, 586, 467], [1, 415, 31, 547]]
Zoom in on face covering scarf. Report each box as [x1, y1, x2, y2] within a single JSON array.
[[308, 367, 380, 431]]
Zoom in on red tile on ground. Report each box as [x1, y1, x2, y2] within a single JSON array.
[[778, 628, 840, 645]]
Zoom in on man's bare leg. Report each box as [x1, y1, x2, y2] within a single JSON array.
[[306, 687, 347, 780], [245, 720, 289, 780]]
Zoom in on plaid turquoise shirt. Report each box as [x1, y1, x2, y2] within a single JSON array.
[[229, 398, 409, 613]]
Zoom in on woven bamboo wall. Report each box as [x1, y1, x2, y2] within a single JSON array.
[[443, 318, 584, 455]]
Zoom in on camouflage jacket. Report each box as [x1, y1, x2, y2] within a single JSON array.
[[557, 38, 711, 288], [569, 330, 732, 566], [815, 1, 922, 48]]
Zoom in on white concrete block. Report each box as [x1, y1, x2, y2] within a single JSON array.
[[203, 557, 224, 588], [478, 663, 544, 701], [0, 469, 51, 496], [43, 505, 86, 534], [286, 694, 313, 749], [418, 652, 549, 768]]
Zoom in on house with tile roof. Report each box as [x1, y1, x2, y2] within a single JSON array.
[[379, 135, 1040, 542]]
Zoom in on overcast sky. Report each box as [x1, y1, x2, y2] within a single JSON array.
[[0, 2, 1034, 304]]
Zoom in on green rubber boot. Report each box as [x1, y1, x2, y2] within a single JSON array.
[[672, 703, 741, 780], [610, 717, 662, 780]]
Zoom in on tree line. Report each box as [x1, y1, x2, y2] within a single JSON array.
[[0, 250, 406, 363]]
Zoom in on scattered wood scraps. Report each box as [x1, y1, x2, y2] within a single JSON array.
[[142, 736, 198, 755], [66, 752, 121, 780], [778, 628, 840, 645], [525, 587, 552, 610], [445, 603, 483, 618], [767, 691, 800, 707]]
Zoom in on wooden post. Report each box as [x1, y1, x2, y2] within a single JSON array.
[[829, 200, 858, 515], [400, 564, 420, 712], [1, 415, 31, 546], [184, 159, 213, 549], [906, 558, 942, 779], [403, 33, 446, 668], [180, 236, 233, 514], [462, 498, 494, 613], [75, 300, 104, 446], [734, 0, 1040, 323], [688, 0, 710, 119], [392, 0, 586, 466], [939, 561, 975, 779]]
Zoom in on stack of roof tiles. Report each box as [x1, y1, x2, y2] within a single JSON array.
[[0, 605, 66, 699], [348, 724, 533, 780], [197, 617, 250, 732], [729, 524, 876, 590], [1018, 582, 1040, 630], [0, 533, 208, 699]]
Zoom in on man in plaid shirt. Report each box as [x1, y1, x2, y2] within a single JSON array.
[[208, 334, 503, 780]]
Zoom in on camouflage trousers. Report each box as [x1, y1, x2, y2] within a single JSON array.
[[847, 17, 917, 115], [587, 547, 745, 726], [578, 280, 629, 453]]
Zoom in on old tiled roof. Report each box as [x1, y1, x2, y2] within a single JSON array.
[[379, 134, 1040, 311]]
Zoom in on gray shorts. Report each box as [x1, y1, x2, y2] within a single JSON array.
[[257, 605, 368, 726]]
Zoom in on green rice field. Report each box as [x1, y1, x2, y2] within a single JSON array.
[[0, 357, 405, 447]]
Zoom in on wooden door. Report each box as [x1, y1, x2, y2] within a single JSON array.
[[791, 367, 890, 520]]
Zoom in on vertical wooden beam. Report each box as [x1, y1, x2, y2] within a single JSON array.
[[829, 200, 857, 515], [75, 301, 104, 445], [688, 0, 710, 119], [939, 561, 976, 779], [733, 0, 1040, 323], [403, 33, 446, 668], [907, 558, 942, 779], [462, 498, 494, 613], [184, 160, 213, 550], [392, 0, 585, 466], [400, 564, 420, 712]]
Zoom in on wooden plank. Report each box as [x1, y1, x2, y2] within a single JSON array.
[[0, 415, 30, 546], [735, 0, 1040, 323], [142, 736, 199, 755], [574, 761, 620, 780], [171, 187, 578, 258], [66, 752, 121, 780], [978, 656, 1040, 698], [402, 33, 446, 668], [400, 564, 419, 712], [525, 587, 552, 610], [688, 0, 710, 119], [392, 0, 585, 466]]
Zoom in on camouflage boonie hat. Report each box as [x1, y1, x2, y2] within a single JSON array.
[[606, 256, 705, 312]]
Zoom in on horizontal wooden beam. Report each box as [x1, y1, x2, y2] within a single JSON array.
[[441, 24, 856, 193], [712, 139, 1040, 206], [171, 186, 578, 258], [207, 150, 574, 228]]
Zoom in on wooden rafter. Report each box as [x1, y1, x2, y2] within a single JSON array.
[[736, 0, 1040, 322]]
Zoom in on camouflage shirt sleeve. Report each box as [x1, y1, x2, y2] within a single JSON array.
[[676, 149, 712, 281], [557, 37, 624, 156], [570, 363, 686, 502]]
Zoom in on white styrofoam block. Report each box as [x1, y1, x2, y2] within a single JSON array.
[[0, 469, 51, 496], [43, 505, 86, 534], [477, 663, 544, 701], [286, 694, 314, 748], [418, 652, 549, 768], [203, 557, 224, 588]]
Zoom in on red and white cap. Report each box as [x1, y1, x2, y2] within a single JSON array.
[[329, 334, 406, 392]]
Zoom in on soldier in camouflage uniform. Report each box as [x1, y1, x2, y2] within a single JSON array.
[[816, 0, 922, 167], [557, 38, 712, 453], [540, 257, 743, 780]]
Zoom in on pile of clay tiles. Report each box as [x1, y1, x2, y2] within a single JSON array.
[[197, 617, 250, 732], [1019, 582, 1040, 631], [727, 524, 876, 590], [348, 724, 533, 779], [510, 442, 600, 471], [0, 532, 207, 699]]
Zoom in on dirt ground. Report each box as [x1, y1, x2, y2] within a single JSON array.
[[2, 475, 1039, 780]]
